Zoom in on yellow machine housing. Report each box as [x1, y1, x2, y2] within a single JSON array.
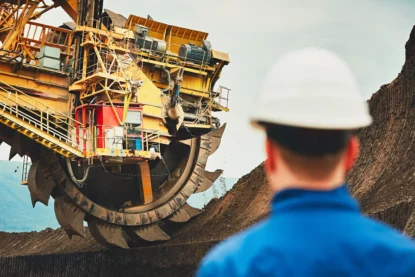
[[0, 0, 231, 248]]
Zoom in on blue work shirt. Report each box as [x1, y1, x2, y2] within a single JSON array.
[[196, 185, 415, 276]]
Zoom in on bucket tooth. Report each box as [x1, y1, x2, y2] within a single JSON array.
[[8, 133, 24, 160], [209, 123, 226, 156], [27, 160, 56, 207], [9, 144, 19, 161], [87, 218, 128, 249], [126, 224, 170, 242], [195, 169, 223, 193], [54, 196, 86, 238], [169, 203, 204, 223]]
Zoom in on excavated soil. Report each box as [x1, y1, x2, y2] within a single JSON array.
[[2, 25, 415, 277], [347, 25, 415, 235]]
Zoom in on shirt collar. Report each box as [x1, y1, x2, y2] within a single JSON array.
[[271, 184, 360, 214]]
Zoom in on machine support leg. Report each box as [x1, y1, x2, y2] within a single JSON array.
[[138, 161, 153, 204]]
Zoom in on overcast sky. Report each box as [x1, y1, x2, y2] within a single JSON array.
[[2, 0, 415, 178]]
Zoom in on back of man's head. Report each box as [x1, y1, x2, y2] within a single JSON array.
[[264, 123, 350, 180]]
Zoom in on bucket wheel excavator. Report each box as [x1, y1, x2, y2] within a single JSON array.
[[0, 0, 231, 248]]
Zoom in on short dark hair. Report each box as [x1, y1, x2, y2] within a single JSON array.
[[263, 123, 350, 157]]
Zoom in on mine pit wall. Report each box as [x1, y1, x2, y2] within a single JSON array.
[[0, 241, 217, 277], [347, 25, 415, 234]]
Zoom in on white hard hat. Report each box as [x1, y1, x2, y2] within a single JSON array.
[[250, 48, 372, 130]]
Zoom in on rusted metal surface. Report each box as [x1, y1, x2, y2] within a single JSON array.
[[54, 196, 86, 238], [195, 169, 223, 193], [169, 203, 203, 223], [87, 218, 128, 249], [27, 159, 56, 207], [126, 224, 170, 242]]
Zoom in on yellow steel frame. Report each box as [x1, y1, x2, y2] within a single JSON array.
[[0, 2, 231, 162], [94, 148, 160, 159]]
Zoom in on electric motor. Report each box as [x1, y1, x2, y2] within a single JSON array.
[[179, 43, 212, 65]]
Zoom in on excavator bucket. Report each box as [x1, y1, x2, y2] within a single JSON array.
[[27, 160, 56, 207], [54, 196, 86, 238], [196, 169, 223, 193], [126, 224, 170, 242], [87, 218, 128, 249], [208, 123, 227, 156]]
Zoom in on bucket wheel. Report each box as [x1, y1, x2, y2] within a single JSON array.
[[25, 124, 226, 248]]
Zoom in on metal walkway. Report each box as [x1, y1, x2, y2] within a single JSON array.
[[0, 81, 84, 158]]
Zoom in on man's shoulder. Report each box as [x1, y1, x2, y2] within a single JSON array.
[[206, 218, 270, 259], [358, 214, 415, 250], [196, 218, 273, 276]]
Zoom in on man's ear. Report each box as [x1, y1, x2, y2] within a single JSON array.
[[265, 138, 277, 174], [345, 136, 360, 172]]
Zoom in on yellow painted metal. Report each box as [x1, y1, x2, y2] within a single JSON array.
[[52, 0, 78, 21], [153, 83, 210, 98], [93, 46, 108, 73], [75, 25, 125, 40], [0, 110, 83, 158], [211, 102, 230, 112], [0, 80, 84, 158], [95, 148, 160, 159], [122, 92, 133, 123], [104, 90, 123, 126], [73, 73, 126, 90], [125, 15, 169, 40], [0, 3, 231, 165], [121, 55, 169, 135], [211, 49, 231, 64], [138, 161, 153, 204], [183, 123, 212, 129], [2, 1, 39, 51], [0, 6, 17, 41], [0, 63, 71, 114], [132, 54, 214, 74], [113, 27, 135, 39], [168, 25, 208, 54], [125, 14, 208, 54]]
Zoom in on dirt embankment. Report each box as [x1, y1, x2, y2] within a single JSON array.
[[347, 25, 415, 235], [167, 163, 270, 244], [0, 164, 270, 276], [0, 163, 269, 258]]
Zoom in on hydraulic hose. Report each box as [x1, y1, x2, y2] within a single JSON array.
[[66, 158, 90, 187], [161, 68, 171, 93]]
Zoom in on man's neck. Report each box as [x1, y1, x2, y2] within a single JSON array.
[[270, 171, 345, 193]]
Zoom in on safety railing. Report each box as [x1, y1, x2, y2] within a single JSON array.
[[90, 126, 161, 155], [0, 19, 74, 68], [22, 21, 73, 54], [0, 5, 14, 33], [0, 80, 84, 150], [184, 85, 231, 125], [143, 130, 161, 154], [76, 19, 214, 75], [214, 86, 231, 109], [120, 39, 213, 72]]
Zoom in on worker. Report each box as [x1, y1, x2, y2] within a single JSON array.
[[196, 48, 415, 276]]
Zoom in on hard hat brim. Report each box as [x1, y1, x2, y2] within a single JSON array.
[[251, 112, 373, 131]]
